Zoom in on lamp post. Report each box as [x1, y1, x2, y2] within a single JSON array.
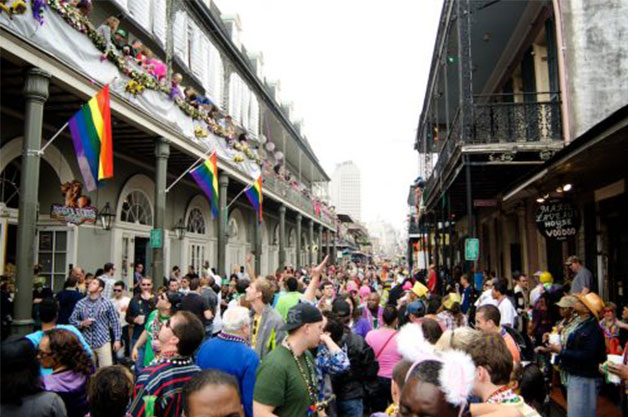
[[98, 202, 115, 231]]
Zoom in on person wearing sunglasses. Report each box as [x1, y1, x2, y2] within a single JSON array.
[[128, 311, 204, 417], [126, 277, 157, 373]]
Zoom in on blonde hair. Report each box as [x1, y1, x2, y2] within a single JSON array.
[[435, 327, 481, 352]]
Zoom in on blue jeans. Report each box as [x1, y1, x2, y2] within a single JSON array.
[[131, 337, 145, 376], [336, 399, 363, 417], [566, 374, 600, 417]]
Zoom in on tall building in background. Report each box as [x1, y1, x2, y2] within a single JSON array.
[[331, 161, 362, 221]]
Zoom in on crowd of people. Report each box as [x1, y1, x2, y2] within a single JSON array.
[[1, 254, 627, 417]]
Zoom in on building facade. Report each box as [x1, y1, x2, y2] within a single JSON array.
[[0, 0, 338, 333], [331, 161, 362, 222], [411, 0, 627, 302]]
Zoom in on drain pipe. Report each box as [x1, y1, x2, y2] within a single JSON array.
[[552, 0, 573, 144]]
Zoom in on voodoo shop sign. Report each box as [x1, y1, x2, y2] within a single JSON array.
[[535, 199, 580, 241]]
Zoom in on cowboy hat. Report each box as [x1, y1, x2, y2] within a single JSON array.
[[574, 292, 605, 319]]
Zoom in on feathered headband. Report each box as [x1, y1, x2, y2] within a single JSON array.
[[397, 323, 475, 409]]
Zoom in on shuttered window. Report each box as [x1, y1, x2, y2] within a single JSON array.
[[173, 11, 189, 65], [152, 0, 167, 46], [240, 84, 250, 129], [189, 20, 204, 79], [229, 72, 241, 122], [207, 43, 224, 108], [128, 0, 150, 30], [249, 95, 260, 135]]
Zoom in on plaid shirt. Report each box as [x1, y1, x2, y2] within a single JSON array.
[[69, 295, 121, 349]]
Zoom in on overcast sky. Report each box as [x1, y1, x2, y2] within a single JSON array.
[[215, 0, 443, 232]]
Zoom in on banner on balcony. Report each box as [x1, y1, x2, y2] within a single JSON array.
[[535, 199, 580, 241]]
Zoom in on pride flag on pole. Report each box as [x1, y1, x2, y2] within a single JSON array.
[[190, 152, 219, 218], [245, 176, 263, 223], [68, 85, 113, 191]]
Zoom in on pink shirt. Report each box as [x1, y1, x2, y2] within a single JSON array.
[[365, 328, 401, 379]]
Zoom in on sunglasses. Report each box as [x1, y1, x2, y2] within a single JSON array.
[[113, 289, 123, 292], [141, 283, 152, 287]]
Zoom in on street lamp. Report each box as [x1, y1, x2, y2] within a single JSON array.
[[173, 218, 186, 240], [98, 202, 115, 231]]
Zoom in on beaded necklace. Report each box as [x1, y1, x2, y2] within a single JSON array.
[[218, 332, 249, 345], [486, 385, 521, 404], [284, 339, 319, 416]]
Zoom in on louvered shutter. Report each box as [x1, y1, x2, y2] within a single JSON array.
[[212, 48, 225, 108], [128, 0, 150, 30], [228, 73, 238, 119], [200, 35, 211, 93], [173, 11, 189, 65], [152, 0, 167, 46], [189, 21, 203, 79], [240, 84, 250, 129], [249, 96, 259, 135]]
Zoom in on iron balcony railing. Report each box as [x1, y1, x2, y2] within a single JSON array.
[[423, 93, 562, 200], [263, 174, 336, 228]]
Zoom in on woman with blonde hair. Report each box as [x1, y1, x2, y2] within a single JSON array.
[[435, 327, 482, 352]]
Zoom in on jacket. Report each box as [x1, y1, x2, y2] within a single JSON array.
[[558, 316, 607, 378], [251, 304, 284, 360], [331, 330, 379, 401]]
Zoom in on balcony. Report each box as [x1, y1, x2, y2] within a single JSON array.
[[263, 174, 335, 228], [423, 93, 563, 212]]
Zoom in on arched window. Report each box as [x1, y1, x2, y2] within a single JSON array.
[[120, 191, 153, 225], [0, 159, 20, 209], [187, 208, 206, 234]]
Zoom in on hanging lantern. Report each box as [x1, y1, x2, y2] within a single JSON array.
[[274, 151, 284, 160], [265, 142, 275, 152]]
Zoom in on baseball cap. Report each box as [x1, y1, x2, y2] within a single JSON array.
[[407, 300, 426, 317], [281, 302, 323, 331], [555, 295, 577, 308], [565, 255, 581, 265], [332, 299, 352, 318]]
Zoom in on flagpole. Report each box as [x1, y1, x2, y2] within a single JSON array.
[[37, 122, 69, 156], [165, 149, 214, 193], [226, 184, 252, 210]]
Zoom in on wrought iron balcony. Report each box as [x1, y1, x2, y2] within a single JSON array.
[[423, 93, 563, 205], [471, 93, 562, 144]]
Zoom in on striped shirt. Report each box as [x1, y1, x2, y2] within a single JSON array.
[[128, 357, 200, 417], [69, 295, 121, 349]]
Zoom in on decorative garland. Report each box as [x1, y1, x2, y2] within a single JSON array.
[[38, 0, 262, 166]]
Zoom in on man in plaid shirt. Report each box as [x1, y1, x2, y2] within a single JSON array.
[[70, 277, 121, 367]]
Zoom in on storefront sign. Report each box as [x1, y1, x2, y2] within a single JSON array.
[[535, 199, 580, 241], [50, 181, 97, 225]]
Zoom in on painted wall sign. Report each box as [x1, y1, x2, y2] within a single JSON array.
[[50, 181, 97, 225], [535, 199, 580, 241]]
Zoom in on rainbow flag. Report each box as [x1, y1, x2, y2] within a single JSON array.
[[190, 152, 219, 218], [68, 85, 113, 191], [245, 176, 263, 223]]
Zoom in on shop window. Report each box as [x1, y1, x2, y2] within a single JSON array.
[[187, 208, 206, 235], [0, 160, 20, 209], [38, 231, 67, 291], [120, 191, 153, 225]]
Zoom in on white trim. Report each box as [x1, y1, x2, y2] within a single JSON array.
[[0, 137, 74, 184], [116, 174, 155, 227]]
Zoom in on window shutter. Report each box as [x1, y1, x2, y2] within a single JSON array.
[[128, 0, 150, 30], [173, 11, 189, 65], [200, 35, 211, 93], [240, 84, 250, 129], [189, 20, 203, 79], [207, 43, 224, 107], [152, 0, 167, 46], [249, 96, 259, 135]]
